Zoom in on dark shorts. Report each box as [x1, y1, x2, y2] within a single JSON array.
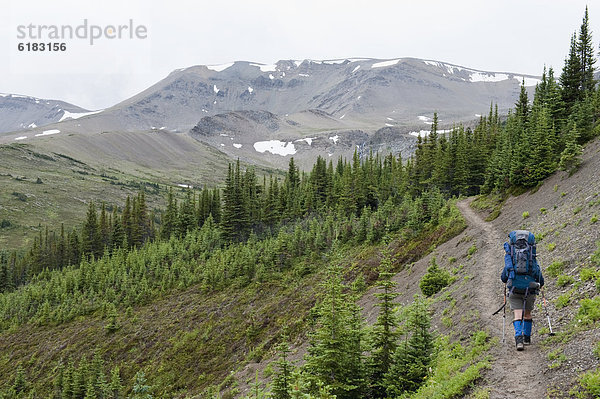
[[509, 292, 536, 311]]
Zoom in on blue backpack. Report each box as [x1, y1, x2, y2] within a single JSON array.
[[507, 230, 539, 294]]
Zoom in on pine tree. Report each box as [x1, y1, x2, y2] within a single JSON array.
[[271, 333, 293, 399], [81, 202, 101, 259], [122, 197, 132, 248], [108, 367, 123, 399], [129, 371, 153, 399], [368, 246, 399, 399], [13, 365, 27, 394], [160, 188, 177, 239], [559, 124, 584, 173], [385, 296, 433, 396], [577, 6, 597, 94], [561, 33, 583, 112], [303, 264, 365, 399], [99, 203, 110, 250]]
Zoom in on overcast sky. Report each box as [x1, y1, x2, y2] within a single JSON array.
[[1, 0, 597, 110]]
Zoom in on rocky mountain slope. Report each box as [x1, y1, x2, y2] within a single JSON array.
[[73, 57, 539, 133], [0, 93, 95, 133], [0, 57, 540, 172]]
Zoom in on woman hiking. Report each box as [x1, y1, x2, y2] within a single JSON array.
[[501, 230, 545, 351]]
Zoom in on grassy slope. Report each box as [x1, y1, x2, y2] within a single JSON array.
[[0, 135, 278, 250], [0, 211, 466, 397], [0, 143, 167, 249]]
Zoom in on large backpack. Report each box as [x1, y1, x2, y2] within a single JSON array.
[[507, 230, 538, 294]]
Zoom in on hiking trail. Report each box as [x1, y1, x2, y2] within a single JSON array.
[[457, 198, 547, 399]]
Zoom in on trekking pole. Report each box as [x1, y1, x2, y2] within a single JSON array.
[[502, 285, 506, 343], [492, 284, 507, 342], [541, 288, 555, 336]]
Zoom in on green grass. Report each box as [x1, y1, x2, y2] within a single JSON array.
[[580, 267, 597, 281], [470, 194, 505, 222], [556, 292, 571, 308], [548, 349, 567, 369], [467, 244, 477, 257], [547, 260, 565, 278], [406, 331, 493, 399], [557, 274, 575, 287]]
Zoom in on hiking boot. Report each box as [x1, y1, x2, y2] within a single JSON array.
[[515, 336, 524, 351], [524, 335, 531, 345]]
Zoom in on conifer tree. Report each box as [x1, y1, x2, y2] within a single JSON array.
[[303, 264, 365, 399], [160, 188, 177, 240], [99, 203, 110, 250], [368, 246, 398, 399], [561, 33, 583, 112], [559, 124, 584, 173], [385, 296, 433, 396], [109, 367, 123, 399], [271, 334, 293, 399], [577, 6, 597, 94], [81, 202, 101, 259], [13, 365, 27, 394], [129, 371, 153, 399]]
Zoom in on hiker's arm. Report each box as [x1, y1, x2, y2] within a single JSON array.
[[536, 259, 545, 287], [501, 243, 512, 283]]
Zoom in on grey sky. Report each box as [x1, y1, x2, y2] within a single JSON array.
[[1, 0, 597, 110]]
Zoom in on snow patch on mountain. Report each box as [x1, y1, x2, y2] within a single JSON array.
[[250, 63, 277, 72], [254, 140, 297, 156], [59, 109, 103, 122], [295, 137, 317, 146], [329, 135, 339, 144], [372, 59, 401, 68], [206, 63, 234, 72], [470, 72, 509, 83], [35, 129, 60, 137]]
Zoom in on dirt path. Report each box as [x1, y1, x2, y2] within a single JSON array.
[[456, 199, 547, 399]]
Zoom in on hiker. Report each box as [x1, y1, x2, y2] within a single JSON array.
[[501, 230, 544, 351]]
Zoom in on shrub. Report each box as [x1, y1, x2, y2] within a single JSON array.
[[0, 219, 11, 229], [547, 243, 556, 252], [448, 256, 457, 264], [592, 214, 598, 224], [11, 192, 27, 202], [592, 243, 600, 266], [578, 368, 600, 397], [573, 206, 583, 215], [547, 260, 565, 278], [561, 192, 567, 197], [555, 292, 571, 308], [580, 268, 597, 282], [420, 257, 452, 297], [540, 208, 547, 215], [594, 342, 600, 359], [578, 297, 600, 324], [522, 211, 530, 219], [467, 245, 477, 257], [557, 274, 574, 287]]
